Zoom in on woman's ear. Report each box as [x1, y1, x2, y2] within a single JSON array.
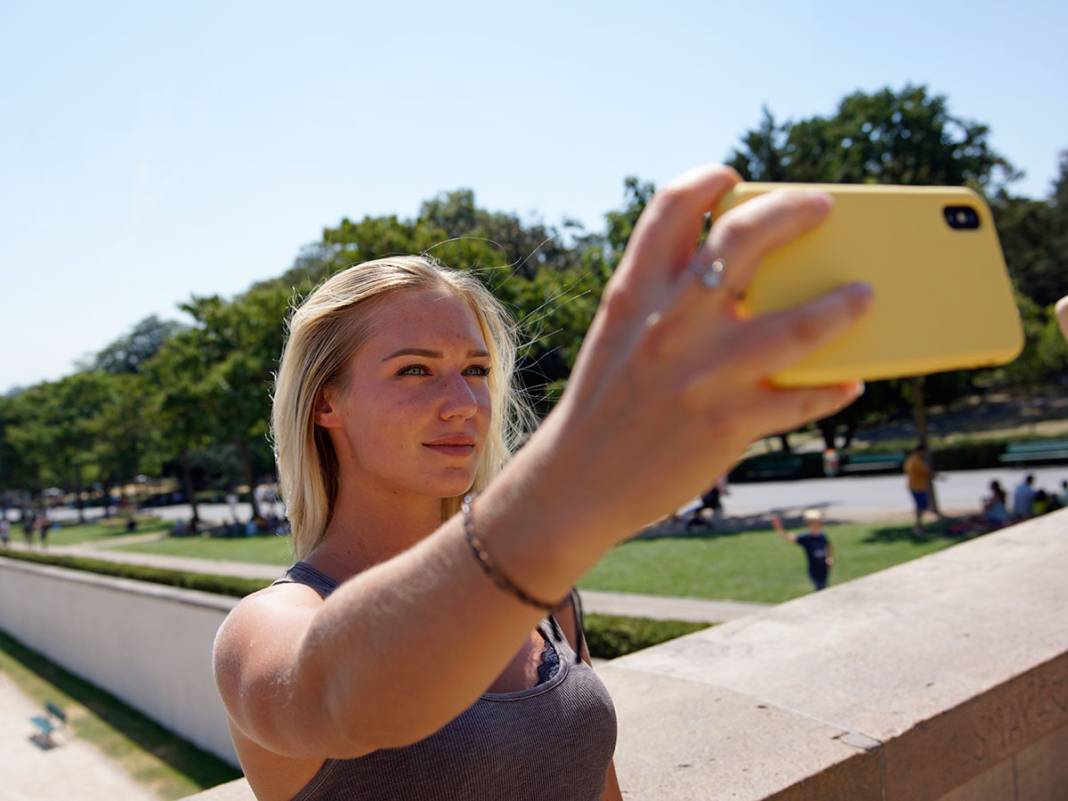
[[314, 386, 342, 428]]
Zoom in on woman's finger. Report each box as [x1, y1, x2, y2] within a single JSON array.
[[704, 188, 833, 297], [658, 187, 834, 331], [665, 281, 871, 399], [728, 281, 874, 382], [742, 381, 865, 440], [615, 165, 740, 296]]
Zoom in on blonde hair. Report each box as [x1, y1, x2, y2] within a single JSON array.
[[271, 255, 534, 560]]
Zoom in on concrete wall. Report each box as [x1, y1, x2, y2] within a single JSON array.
[[0, 557, 242, 765], [5, 510, 1068, 801]]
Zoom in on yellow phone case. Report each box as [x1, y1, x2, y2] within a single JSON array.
[[715, 183, 1024, 387]]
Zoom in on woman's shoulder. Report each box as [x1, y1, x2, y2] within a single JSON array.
[[213, 582, 326, 716], [232, 579, 326, 622], [215, 582, 325, 664]]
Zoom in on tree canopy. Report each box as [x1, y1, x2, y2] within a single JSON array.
[[2, 84, 1064, 507]]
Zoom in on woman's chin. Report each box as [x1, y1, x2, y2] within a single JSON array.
[[426, 468, 478, 498]]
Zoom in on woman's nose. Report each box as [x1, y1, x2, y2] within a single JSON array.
[[439, 374, 480, 420]]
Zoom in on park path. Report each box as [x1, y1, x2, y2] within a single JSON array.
[[3, 539, 767, 624], [0, 670, 157, 801]]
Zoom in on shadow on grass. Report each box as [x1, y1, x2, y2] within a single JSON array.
[[633, 503, 849, 542], [0, 630, 240, 790], [862, 518, 966, 544]]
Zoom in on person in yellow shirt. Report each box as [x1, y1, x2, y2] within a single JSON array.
[[904, 444, 935, 534]]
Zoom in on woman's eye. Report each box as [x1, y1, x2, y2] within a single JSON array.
[[396, 364, 490, 378]]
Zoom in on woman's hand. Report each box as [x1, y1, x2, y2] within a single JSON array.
[[539, 165, 872, 544]]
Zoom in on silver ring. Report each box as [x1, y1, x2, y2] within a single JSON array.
[[689, 257, 727, 290]]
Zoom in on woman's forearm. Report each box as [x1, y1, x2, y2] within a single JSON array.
[[298, 426, 617, 752]]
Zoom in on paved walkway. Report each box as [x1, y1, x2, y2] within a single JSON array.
[[5, 540, 767, 624], [0, 671, 156, 801], [21, 466, 1068, 530]]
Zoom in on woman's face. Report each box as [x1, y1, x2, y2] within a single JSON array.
[[318, 286, 493, 500]]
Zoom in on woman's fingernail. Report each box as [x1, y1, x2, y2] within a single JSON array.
[[850, 282, 874, 300]]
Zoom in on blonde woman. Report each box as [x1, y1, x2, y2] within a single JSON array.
[[212, 164, 872, 800]]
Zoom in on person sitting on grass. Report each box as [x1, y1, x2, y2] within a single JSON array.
[[684, 476, 728, 532], [947, 480, 1008, 537], [1032, 489, 1052, 516], [771, 510, 835, 591], [983, 480, 1009, 528], [1012, 474, 1036, 520]]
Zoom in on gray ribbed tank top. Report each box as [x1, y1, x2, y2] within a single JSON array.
[[271, 562, 618, 801]]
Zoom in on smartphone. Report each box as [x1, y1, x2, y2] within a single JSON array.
[[715, 183, 1024, 387]]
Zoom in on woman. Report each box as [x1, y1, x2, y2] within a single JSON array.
[[212, 164, 872, 800]]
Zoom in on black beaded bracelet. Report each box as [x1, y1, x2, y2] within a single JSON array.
[[461, 493, 566, 613]]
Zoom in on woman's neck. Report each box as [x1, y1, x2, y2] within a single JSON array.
[[306, 476, 445, 582]]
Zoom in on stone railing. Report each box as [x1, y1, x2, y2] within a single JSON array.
[[4, 509, 1066, 801]]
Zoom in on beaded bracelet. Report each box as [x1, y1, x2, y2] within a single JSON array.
[[461, 493, 566, 613]]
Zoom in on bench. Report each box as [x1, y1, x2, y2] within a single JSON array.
[[841, 451, 906, 474], [744, 455, 803, 480], [30, 701, 68, 746], [998, 439, 1068, 464]]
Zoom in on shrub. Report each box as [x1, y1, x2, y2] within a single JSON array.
[[583, 613, 710, 659]]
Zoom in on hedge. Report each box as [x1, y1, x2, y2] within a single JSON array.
[[583, 613, 710, 659], [0, 549, 268, 597], [0, 550, 711, 659]]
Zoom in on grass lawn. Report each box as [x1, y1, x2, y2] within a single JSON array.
[[0, 630, 240, 800], [41, 516, 173, 547], [108, 518, 976, 604], [115, 533, 294, 565], [577, 519, 967, 604]]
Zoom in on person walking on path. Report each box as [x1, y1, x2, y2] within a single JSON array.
[[211, 164, 872, 801], [0, 518, 8, 547], [772, 510, 835, 591], [35, 512, 49, 548], [904, 444, 937, 534], [684, 475, 728, 532], [1012, 474, 1036, 520]]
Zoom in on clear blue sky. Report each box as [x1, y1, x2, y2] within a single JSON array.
[[2, 0, 1065, 393]]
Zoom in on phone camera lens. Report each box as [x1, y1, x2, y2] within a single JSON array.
[[944, 205, 980, 230]]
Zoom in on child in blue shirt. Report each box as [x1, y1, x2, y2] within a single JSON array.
[[772, 509, 834, 591]]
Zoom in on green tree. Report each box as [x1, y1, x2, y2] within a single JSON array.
[[6, 373, 113, 522], [180, 286, 291, 517], [258, 187, 618, 417], [727, 84, 1017, 450], [144, 329, 219, 526], [993, 151, 1068, 308], [91, 372, 163, 509], [91, 315, 186, 374]]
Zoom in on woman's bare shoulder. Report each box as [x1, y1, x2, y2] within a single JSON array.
[[245, 580, 328, 610], [214, 582, 325, 684]]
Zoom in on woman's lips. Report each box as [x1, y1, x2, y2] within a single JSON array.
[[423, 444, 475, 458]]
